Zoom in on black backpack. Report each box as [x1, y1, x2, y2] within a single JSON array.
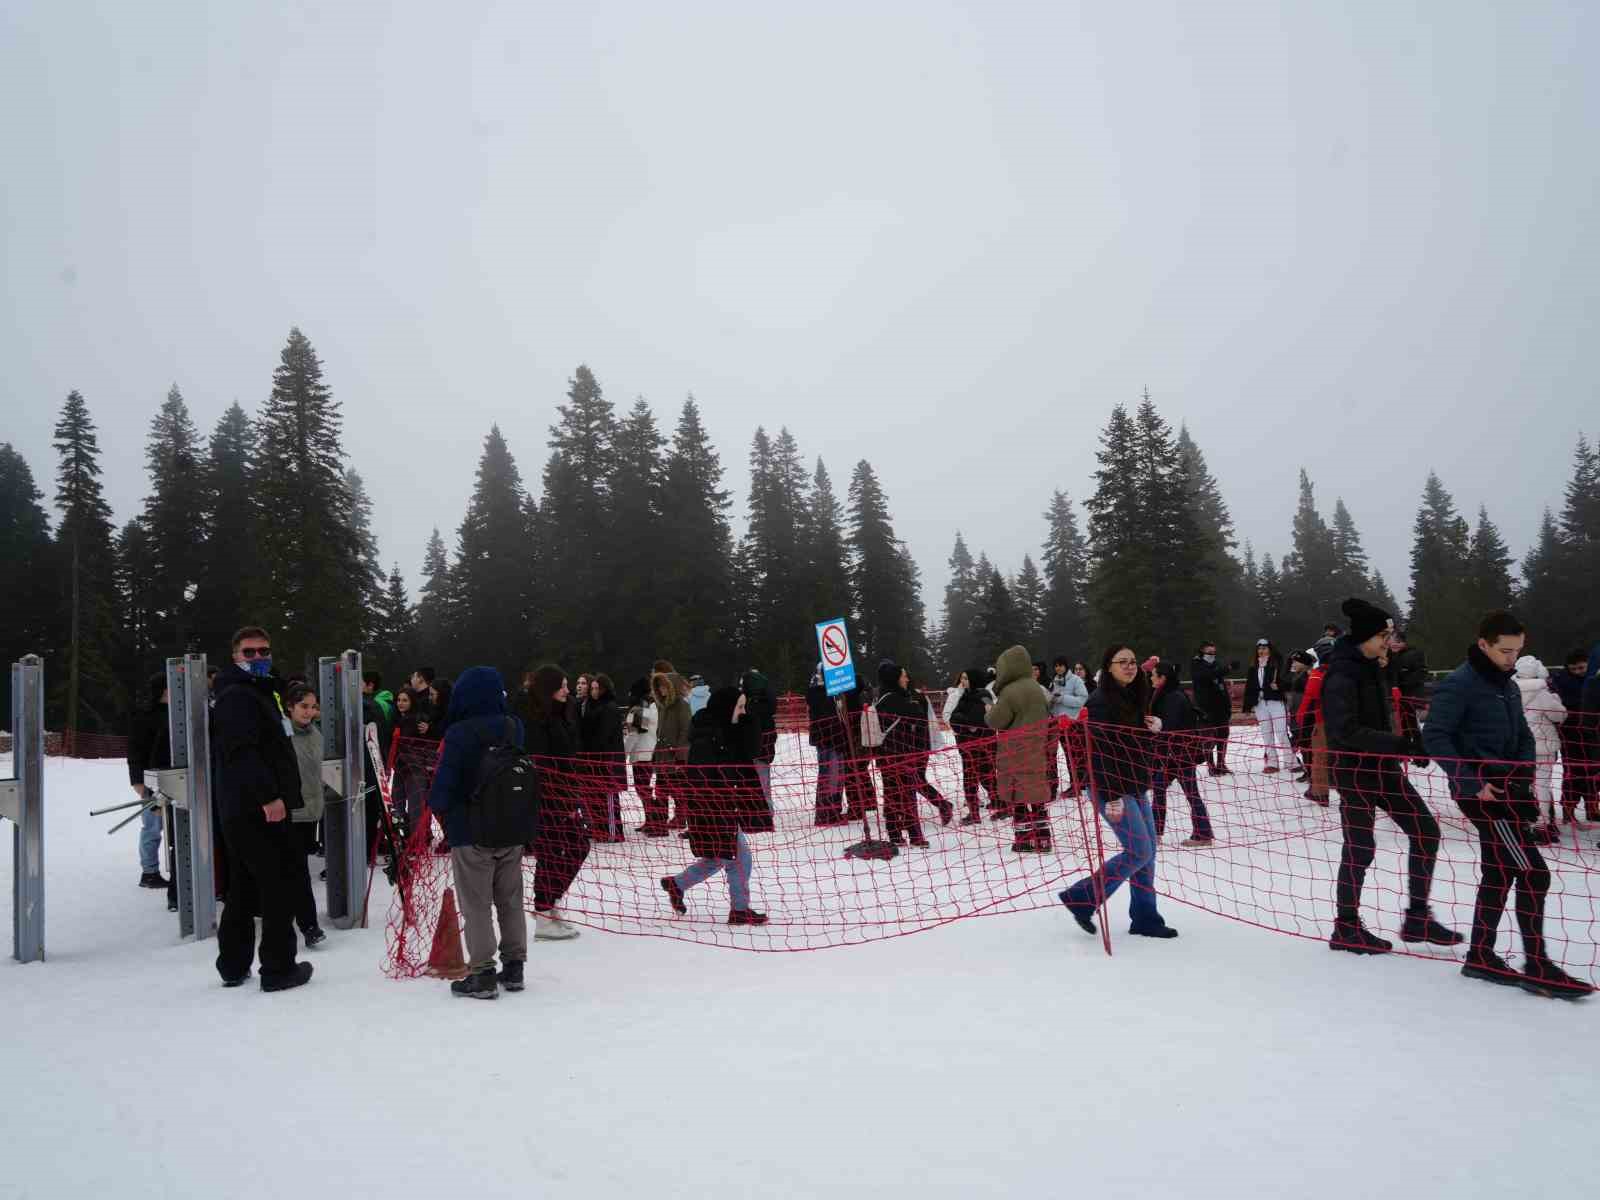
[[468, 718, 541, 848]]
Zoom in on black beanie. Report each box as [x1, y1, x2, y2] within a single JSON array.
[[1341, 597, 1393, 643]]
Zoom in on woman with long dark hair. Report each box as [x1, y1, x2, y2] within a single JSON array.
[[521, 665, 591, 942], [580, 674, 627, 842], [944, 667, 996, 825], [1057, 644, 1177, 938]]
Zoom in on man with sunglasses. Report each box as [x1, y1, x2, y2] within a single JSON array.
[[211, 626, 313, 992]]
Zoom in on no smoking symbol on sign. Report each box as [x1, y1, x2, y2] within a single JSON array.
[[821, 625, 848, 667]]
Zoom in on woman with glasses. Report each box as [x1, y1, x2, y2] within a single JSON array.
[[1057, 645, 1178, 939]]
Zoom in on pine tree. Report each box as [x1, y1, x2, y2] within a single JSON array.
[[0, 444, 57, 728], [1406, 471, 1473, 662], [345, 469, 387, 645], [140, 384, 205, 655], [656, 396, 735, 678], [1012, 554, 1045, 648], [1518, 508, 1565, 654], [1256, 553, 1289, 649], [370, 564, 416, 677], [847, 460, 923, 670], [191, 403, 259, 660], [940, 531, 980, 676], [741, 426, 813, 685], [803, 457, 852, 641], [1175, 426, 1246, 656], [606, 397, 669, 673], [1279, 469, 1339, 638], [1085, 404, 1151, 651], [414, 527, 456, 668], [52, 391, 121, 734], [1554, 435, 1600, 651], [972, 568, 1024, 662], [453, 426, 534, 680], [1369, 570, 1403, 625], [1039, 491, 1090, 660], [1328, 498, 1371, 602], [1159, 419, 1219, 658], [1463, 504, 1515, 617], [253, 328, 363, 668], [113, 518, 161, 705], [540, 365, 619, 665]]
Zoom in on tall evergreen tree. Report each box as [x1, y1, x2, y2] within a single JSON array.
[[741, 426, 812, 685], [1256, 553, 1290, 650], [253, 328, 363, 668], [656, 396, 735, 677], [369, 563, 416, 677], [1369, 570, 1403, 625], [1328, 498, 1371, 602], [1039, 490, 1090, 659], [1085, 404, 1151, 651], [1518, 508, 1565, 653], [1279, 469, 1339, 638], [140, 384, 205, 655], [0, 444, 57, 722], [972, 568, 1024, 662], [1463, 504, 1515, 619], [191, 403, 259, 659], [113, 518, 161, 705], [1156, 415, 1219, 657], [1012, 554, 1045, 648], [940, 531, 980, 676], [846, 460, 923, 670], [414, 527, 456, 668], [606, 397, 669, 672], [1406, 472, 1473, 661], [1175, 426, 1246, 655], [52, 391, 120, 733], [345, 469, 387, 645], [452, 426, 533, 679], [1554, 435, 1600, 651], [803, 457, 852, 640], [540, 365, 619, 665]]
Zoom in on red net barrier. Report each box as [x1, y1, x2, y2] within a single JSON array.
[[382, 708, 1600, 988]]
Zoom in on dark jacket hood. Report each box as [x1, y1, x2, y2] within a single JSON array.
[[877, 661, 903, 694], [448, 667, 508, 723], [703, 685, 742, 728]]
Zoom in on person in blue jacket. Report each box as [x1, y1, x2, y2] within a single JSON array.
[[1424, 611, 1594, 1000], [427, 666, 529, 1000]]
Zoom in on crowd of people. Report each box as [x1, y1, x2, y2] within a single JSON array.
[[122, 602, 1600, 1003]]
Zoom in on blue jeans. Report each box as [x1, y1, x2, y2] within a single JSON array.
[[1062, 792, 1161, 926], [675, 831, 752, 910], [139, 805, 163, 872]]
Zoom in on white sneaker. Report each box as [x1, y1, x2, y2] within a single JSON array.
[[534, 910, 581, 941]]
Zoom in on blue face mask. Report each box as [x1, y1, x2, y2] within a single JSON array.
[[247, 656, 273, 678]]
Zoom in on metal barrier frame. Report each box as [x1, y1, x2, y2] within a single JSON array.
[[2, 655, 45, 962], [319, 650, 367, 930]]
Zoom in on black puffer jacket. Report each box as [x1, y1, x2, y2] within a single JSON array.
[[949, 670, 992, 745], [872, 663, 927, 762], [1083, 681, 1153, 799], [1190, 655, 1233, 726], [682, 687, 771, 859], [1321, 637, 1410, 793], [581, 688, 626, 787], [1386, 646, 1429, 699], [1152, 683, 1206, 767], [211, 665, 302, 825]]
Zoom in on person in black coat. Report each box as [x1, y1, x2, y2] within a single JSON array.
[[1056, 644, 1177, 939], [126, 671, 173, 890], [806, 668, 862, 826], [948, 667, 997, 825], [660, 686, 770, 925], [872, 660, 931, 847], [1190, 642, 1235, 775], [1149, 663, 1214, 846], [580, 674, 627, 842], [211, 626, 312, 992], [1322, 598, 1458, 955], [518, 665, 590, 941], [1551, 649, 1596, 822]]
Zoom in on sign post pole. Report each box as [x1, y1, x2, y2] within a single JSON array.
[[814, 619, 896, 862]]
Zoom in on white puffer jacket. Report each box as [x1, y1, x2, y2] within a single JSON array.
[[1514, 657, 1566, 758]]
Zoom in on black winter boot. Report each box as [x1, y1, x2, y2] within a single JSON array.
[[660, 876, 687, 914], [1520, 957, 1596, 1001], [498, 959, 525, 992], [727, 909, 769, 926], [139, 871, 170, 889], [1329, 922, 1393, 955], [450, 967, 498, 999], [1461, 949, 1520, 988], [261, 962, 314, 993], [1399, 908, 1464, 947]]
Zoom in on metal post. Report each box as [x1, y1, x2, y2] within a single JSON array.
[[165, 658, 195, 937], [320, 651, 368, 930], [6, 655, 46, 962], [182, 654, 216, 940]]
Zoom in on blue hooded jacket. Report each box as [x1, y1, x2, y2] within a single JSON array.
[[426, 667, 525, 848]]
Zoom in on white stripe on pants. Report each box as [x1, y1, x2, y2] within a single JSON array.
[[1255, 700, 1291, 769]]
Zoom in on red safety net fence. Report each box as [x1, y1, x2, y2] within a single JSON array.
[[380, 705, 1600, 988]]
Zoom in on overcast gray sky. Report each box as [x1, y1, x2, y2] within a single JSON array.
[[4, 1, 1595, 621]]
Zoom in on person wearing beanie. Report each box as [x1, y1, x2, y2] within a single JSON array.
[[1425, 612, 1593, 999], [1323, 597, 1460, 955], [1242, 638, 1290, 773], [1191, 640, 1235, 776], [988, 646, 1054, 853]]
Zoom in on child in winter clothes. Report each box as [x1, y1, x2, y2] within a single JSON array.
[[285, 684, 335, 949], [1514, 656, 1567, 841]]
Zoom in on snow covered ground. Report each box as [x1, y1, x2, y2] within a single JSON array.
[[2, 749, 1597, 1200]]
